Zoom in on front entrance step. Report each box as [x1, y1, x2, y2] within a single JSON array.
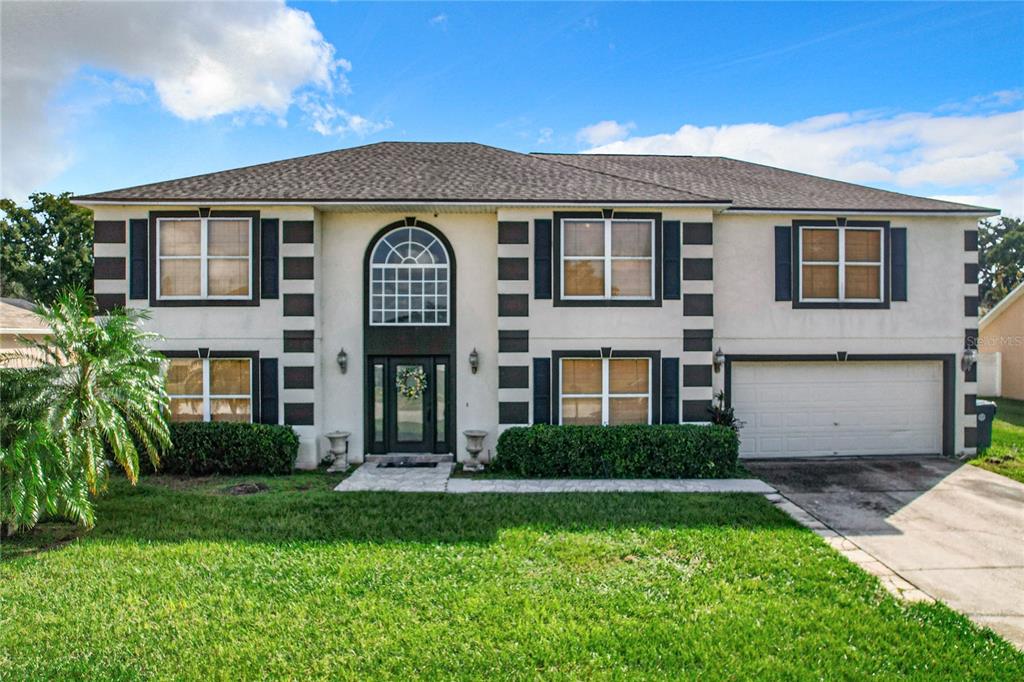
[[366, 453, 454, 464]]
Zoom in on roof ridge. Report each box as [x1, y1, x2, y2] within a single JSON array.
[[529, 153, 728, 204]]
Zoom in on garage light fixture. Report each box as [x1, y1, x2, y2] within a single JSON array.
[[961, 348, 978, 373], [713, 348, 725, 373], [336, 348, 348, 374]]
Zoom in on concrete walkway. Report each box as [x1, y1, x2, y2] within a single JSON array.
[[749, 456, 1024, 649], [334, 461, 775, 494]]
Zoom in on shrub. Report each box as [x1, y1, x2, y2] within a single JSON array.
[[154, 422, 299, 476], [491, 424, 739, 479]]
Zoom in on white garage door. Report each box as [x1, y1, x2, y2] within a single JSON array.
[[732, 361, 943, 458]]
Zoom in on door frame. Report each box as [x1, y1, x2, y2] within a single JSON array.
[[366, 355, 453, 454], [723, 353, 955, 457]]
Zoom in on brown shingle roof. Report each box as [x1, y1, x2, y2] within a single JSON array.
[[533, 154, 993, 213], [75, 141, 994, 213], [74, 142, 720, 205]]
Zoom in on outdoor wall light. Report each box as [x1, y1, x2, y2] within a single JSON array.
[[712, 348, 726, 373], [337, 348, 348, 374], [961, 347, 978, 373], [469, 348, 480, 374]]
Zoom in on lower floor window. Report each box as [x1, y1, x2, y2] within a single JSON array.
[[560, 357, 651, 425], [166, 357, 252, 423]]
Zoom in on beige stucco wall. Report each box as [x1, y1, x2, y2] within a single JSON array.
[[715, 213, 979, 452], [318, 210, 498, 463], [981, 295, 1024, 400]]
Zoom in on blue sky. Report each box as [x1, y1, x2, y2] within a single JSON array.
[[3, 2, 1022, 213]]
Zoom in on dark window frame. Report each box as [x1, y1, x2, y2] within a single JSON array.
[[551, 349, 662, 425], [792, 218, 891, 310], [149, 210, 261, 307], [552, 211, 664, 307], [161, 349, 261, 423]]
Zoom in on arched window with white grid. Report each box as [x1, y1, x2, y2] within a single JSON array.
[[369, 227, 450, 326]]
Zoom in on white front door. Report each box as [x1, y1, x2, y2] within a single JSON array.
[[732, 361, 943, 458]]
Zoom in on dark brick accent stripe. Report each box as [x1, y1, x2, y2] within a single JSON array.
[[683, 365, 713, 387], [964, 262, 979, 285], [284, 402, 315, 426], [283, 257, 315, 279], [283, 220, 314, 243], [682, 400, 712, 422], [683, 329, 713, 351], [498, 330, 529, 353], [499, 401, 529, 424], [498, 257, 529, 281], [498, 365, 529, 389], [94, 220, 126, 243], [682, 258, 713, 280], [683, 294, 713, 316], [498, 294, 529, 317], [283, 293, 314, 316], [682, 222, 713, 245], [94, 257, 126, 279], [283, 330, 314, 353], [964, 426, 977, 448], [498, 221, 528, 244], [964, 229, 978, 251], [964, 295, 979, 318], [283, 366, 314, 389], [94, 293, 126, 314], [965, 394, 977, 415]]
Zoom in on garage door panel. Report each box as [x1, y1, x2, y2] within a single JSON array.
[[733, 361, 942, 458]]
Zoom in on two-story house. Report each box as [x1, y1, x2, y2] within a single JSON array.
[[76, 142, 995, 468]]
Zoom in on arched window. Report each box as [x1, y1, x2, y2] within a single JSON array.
[[369, 226, 450, 325]]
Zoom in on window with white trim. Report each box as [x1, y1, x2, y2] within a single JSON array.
[[799, 225, 883, 302], [560, 357, 651, 425], [166, 357, 252, 423], [157, 217, 252, 300], [561, 218, 655, 299], [369, 227, 450, 325]]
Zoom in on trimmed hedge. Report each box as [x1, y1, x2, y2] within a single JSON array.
[[151, 422, 299, 476], [491, 424, 739, 478]]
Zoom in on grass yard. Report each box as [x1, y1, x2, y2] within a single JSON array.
[[971, 397, 1024, 483], [2, 474, 1022, 680]]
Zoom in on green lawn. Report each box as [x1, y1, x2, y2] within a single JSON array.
[[2, 474, 1021, 680], [971, 397, 1024, 483]]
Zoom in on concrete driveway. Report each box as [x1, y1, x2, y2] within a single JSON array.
[[747, 456, 1024, 648]]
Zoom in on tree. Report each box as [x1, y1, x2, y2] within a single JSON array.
[[978, 216, 1024, 310], [0, 192, 94, 304], [0, 290, 170, 534]]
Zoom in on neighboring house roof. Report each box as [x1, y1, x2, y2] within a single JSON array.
[[74, 141, 995, 214], [980, 282, 1024, 331], [0, 299, 49, 335]]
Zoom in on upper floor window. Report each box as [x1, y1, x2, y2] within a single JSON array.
[[560, 357, 651, 425], [561, 218, 654, 300], [370, 227, 450, 325], [166, 357, 252, 423], [157, 217, 251, 300], [800, 225, 883, 302]]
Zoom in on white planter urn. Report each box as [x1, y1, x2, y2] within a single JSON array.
[[462, 430, 488, 472], [324, 431, 351, 472]]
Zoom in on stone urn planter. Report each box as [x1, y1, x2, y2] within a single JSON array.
[[462, 430, 488, 472], [324, 431, 351, 472]]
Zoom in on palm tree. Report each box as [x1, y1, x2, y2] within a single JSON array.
[[1, 289, 170, 532]]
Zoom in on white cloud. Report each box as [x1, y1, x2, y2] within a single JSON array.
[[299, 96, 393, 137], [1, 1, 384, 199], [429, 14, 448, 30], [582, 102, 1024, 216], [576, 120, 635, 146], [537, 127, 554, 145], [931, 177, 1024, 219]]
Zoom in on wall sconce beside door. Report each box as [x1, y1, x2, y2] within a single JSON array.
[[336, 348, 348, 374], [469, 348, 480, 374]]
